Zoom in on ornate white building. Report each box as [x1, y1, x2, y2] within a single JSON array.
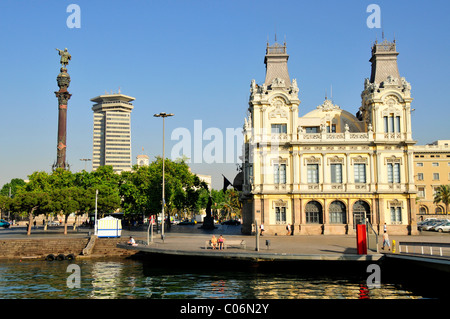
[[241, 40, 418, 236]]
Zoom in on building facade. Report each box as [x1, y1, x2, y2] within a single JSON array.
[[414, 140, 450, 218], [91, 93, 135, 173], [241, 40, 418, 235]]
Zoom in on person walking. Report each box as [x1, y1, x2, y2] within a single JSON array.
[[382, 231, 391, 251], [286, 223, 291, 236], [260, 224, 264, 236]]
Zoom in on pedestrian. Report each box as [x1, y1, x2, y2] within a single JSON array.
[[260, 224, 264, 236], [286, 223, 291, 236], [33, 220, 36, 229], [218, 235, 225, 250], [382, 231, 390, 251], [383, 223, 387, 233]]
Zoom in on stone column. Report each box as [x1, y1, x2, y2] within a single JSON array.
[[54, 67, 72, 170]]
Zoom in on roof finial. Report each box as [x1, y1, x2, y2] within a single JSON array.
[[330, 84, 333, 102]]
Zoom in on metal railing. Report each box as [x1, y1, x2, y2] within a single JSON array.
[[365, 218, 379, 253], [398, 242, 450, 258]]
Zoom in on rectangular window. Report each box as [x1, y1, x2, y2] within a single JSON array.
[[271, 124, 287, 134], [273, 164, 286, 184], [432, 162, 439, 167], [330, 164, 342, 183], [417, 173, 424, 181], [354, 164, 366, 183], [275, 207, 286, 224], [307, 164, 319, 183], [390, 207, 402, 223], [384, 116, 389, 133], [433, 173, 440, 180], [305, 127, 319, 133], [387, 163, 400, 183], [306, 212, 321, 224], [416, 162, 423, 167], [389, 115, 395, 133], [395, 116, 401, 133], [325, 123, 336, 133], [418, 187, 425, 198]]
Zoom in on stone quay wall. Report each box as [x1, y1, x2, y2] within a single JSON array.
[[0, 237, 138, 260]]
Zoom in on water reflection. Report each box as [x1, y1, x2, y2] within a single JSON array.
[[0, 259, 422, 299]]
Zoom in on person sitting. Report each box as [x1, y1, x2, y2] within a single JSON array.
[[218, 235, 225, 250], [210, 235, 218, 249], [127, 236, 137, 246]]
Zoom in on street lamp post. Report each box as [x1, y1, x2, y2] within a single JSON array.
[[94, 189, 98, 236], [154, 112, 174, 240]]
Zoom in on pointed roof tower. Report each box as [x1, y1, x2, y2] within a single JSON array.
[[369, 39, 400, 84], [264, 41, 291, 88]]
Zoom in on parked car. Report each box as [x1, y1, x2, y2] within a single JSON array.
[[419, 220, 441, 231], [428, 220, 449, 231], [0, 219, 10, 228], [434, 222, 450, 233], [47, 220, 60, 226], [221, 219, 241, 225], [179, 219, 196, 225], [423, 220, 449, 231]]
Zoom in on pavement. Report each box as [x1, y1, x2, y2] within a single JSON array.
[[2, 224, 450, 259], [118, 224, 450, 262]]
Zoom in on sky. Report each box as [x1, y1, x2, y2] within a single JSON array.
[[0, 0, 449, 190]]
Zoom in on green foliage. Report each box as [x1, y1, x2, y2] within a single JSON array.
[[4, 158, 241, 234], [434, 184, 450, 214], [119, 157, 208, 219], [0, 178, 26, 197]]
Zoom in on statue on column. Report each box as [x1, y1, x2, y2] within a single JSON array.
[[56, 48, 71, 67]]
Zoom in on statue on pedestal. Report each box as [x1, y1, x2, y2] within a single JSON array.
[[200, 196, 216, 230]]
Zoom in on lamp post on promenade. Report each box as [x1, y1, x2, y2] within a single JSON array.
[[94, 189, 98, 236], [154, 112, 174, 240]]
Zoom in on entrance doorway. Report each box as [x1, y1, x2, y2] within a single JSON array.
[[353, 200, 370, 229]]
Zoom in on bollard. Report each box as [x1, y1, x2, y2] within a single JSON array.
[[392, 239, 396, 253]]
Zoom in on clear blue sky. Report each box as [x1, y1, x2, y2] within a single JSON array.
[[0, 0, 449, 189]]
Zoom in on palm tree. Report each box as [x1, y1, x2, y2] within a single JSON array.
[[433, 185, 450, 215]]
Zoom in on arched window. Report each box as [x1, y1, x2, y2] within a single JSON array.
[[435, 206, 444, 214], [419, 206, 428, 215], [305, 201, 323, 224], [353, 200, 371, 227], [329, 200, 347, 224]]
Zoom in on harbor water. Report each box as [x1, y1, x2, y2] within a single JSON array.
[[0, 257, 425, 299]]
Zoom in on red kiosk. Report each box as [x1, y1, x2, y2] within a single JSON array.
[[356, 224, 368, 255]]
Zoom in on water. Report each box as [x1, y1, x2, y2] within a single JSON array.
[[0, 258, 423, 299]]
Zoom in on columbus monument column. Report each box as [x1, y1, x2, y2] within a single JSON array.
[[53, 48, 72, 170]]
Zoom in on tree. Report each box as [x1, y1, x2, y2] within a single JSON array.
[[119, 166, 152, 221], [0, 178, 26, 197], [74, 166, 121, 220], [434, 185, 450, 215], [10, 192, 50, 235], [50, 187, 82, 235], [0, 195, 11, 220]]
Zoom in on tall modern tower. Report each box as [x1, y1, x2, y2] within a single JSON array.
[[91, 93, 135, 173], [53, 48, 72, 170]]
